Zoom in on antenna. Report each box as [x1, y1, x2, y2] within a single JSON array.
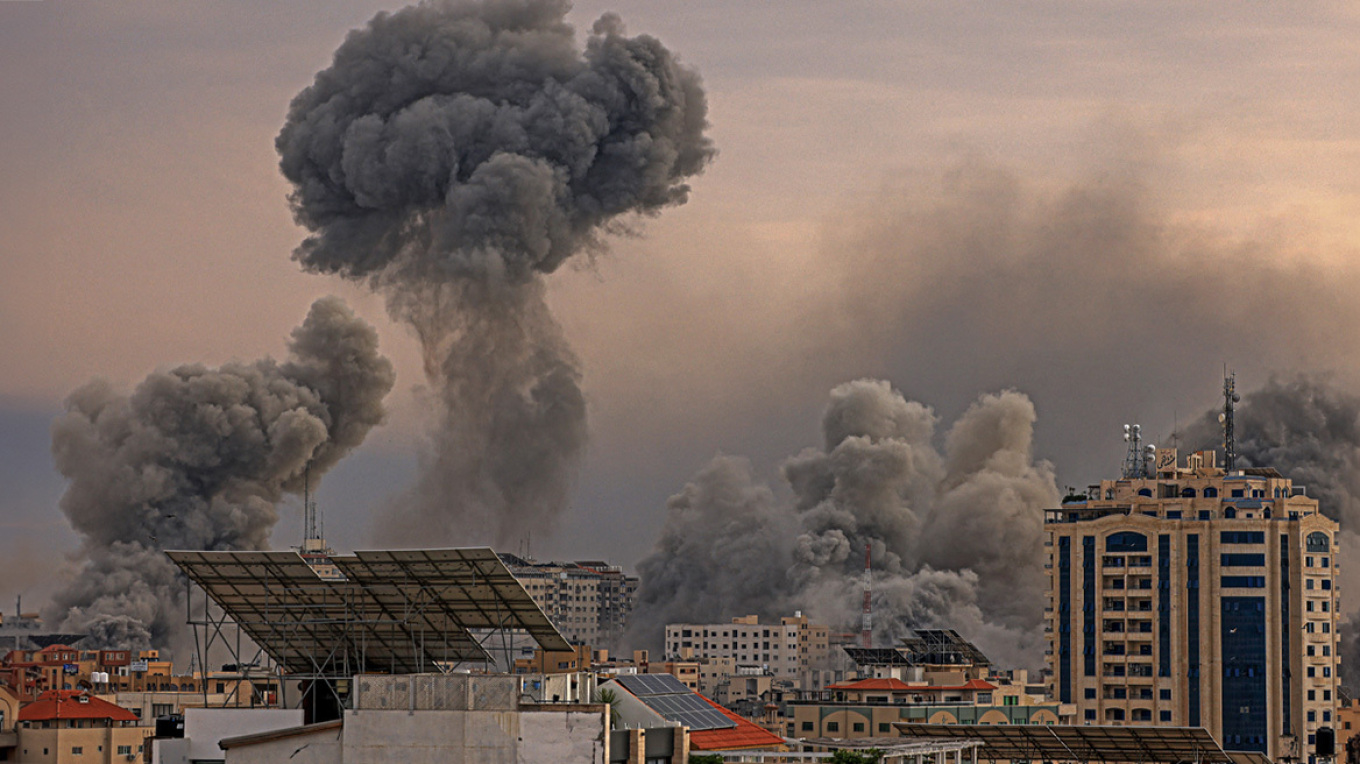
[[1122, 424, 1149, 478], [303, 464, 320, 543], [861, 543, 873, 649], [1222, 369, 1240, 471]]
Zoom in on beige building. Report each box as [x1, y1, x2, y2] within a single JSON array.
[[502, 556, 638, 648], [664, 614, 831, 688], [14, 690, 153, 764], [1046, 448, 1340, 763]]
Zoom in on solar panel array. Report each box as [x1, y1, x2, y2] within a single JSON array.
[[614, 674, 735, 731], [167, 547, 570, 677], [617, 673, 691, 696], [895, 722, 1245, 764]]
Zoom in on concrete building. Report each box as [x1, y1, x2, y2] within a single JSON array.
[[664, 614, 831, 689], [216, 674, 616, 764], [13, 690, 153, 764], [501, 555, 639, 648], [1046, 447, 1340, 761]]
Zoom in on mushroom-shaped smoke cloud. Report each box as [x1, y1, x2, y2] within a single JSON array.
[[277, 0, 715, 546]]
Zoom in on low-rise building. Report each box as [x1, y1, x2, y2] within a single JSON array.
[[215, 674, 619, 764], [15, 690, 153, 764], [664, 613, 831, 689]]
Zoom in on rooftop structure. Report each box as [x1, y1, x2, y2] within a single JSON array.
[[896, 722, 1270, 764], [168, 547, 572, 716]]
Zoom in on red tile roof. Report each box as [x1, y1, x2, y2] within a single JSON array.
[[826, 677, 997, 692], [18, 690, 139, 722], [688, 695, 785, 752]]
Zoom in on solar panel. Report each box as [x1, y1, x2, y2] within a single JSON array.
[[611, 675, 736, 731], [895, 723, 1244, 764], [617, 673, 691, 697], [167, 547, 569, 677]]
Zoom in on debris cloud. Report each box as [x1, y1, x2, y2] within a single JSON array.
[[632, 379, 1058, 669], [276, 0, 714, 546], [47, 297, 394, 648]]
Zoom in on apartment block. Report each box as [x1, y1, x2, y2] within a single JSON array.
[[501, 555, 639, 647], [1046, 447, 1339, 762], [664, 614, 830, 689]]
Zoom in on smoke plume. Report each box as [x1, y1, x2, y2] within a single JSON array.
[[47, 297, 395, 648], [632, 379, 1058, 670], [276, 0, 714, 546]]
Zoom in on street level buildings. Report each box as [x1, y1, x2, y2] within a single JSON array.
[[1045, 448, 1340, 762]]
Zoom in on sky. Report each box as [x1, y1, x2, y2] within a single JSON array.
[[4, 0, 1360, 614]]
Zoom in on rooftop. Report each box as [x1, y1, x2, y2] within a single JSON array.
[[18, 691, 139, 723]]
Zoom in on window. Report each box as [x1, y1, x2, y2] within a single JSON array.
[[826, 722, 839, 732], [72, 747, 83, 755], [1161, 689, 1172, 700], [802, 722, 814, 731], [1085, 710, 1096, 721], [1222, 553, 1265, 567], [117, 747, 132, 756], [1221, 531, 1265, 544], [853, 722, 865, 732], [879, 723, 891, 733], [1085, 688, 1096, 699], [1307, 533, 1330, 553], [1161, 711, 1172, 722]]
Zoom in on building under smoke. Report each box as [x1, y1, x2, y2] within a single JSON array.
[[630, 378, 1059, 670]]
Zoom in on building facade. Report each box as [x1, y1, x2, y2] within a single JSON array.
[[1045, 448, 1340, 762], [501, 556, 638, 648], [664, 614, 831, 689]]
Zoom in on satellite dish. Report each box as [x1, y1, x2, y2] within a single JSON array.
[[1233, 394, 1241, 403], [1218, 413, 1227, 423]]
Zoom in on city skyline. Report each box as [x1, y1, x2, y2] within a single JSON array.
[[5, 1, 1360, 657]]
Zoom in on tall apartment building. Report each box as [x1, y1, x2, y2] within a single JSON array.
[[664, 614, 831, 689], [1045, 446, 1340, 762], [501, 555, 639, 647]]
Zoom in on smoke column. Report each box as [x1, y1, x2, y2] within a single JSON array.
[[632, 379, 1058, 669], [276, 0, 714, 546], [47, 297, 395, 648]]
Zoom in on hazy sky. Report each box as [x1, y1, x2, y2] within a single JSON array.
[[4, 0, 1360, 609]]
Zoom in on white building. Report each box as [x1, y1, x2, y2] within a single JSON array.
[[664, 614, 830, 689]]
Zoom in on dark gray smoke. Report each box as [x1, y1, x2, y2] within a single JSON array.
[[632, 379, 1058, 669], [276, 0, 714, 546], [1182, 375, 1360, 529], [1180, 375, 1360, 691], [47, 297, 395, 649]]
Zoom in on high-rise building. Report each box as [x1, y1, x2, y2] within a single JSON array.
[[1045, 447, 1340, 762], [500, 555, 638, 647]]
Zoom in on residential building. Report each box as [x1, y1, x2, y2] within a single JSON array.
[[501, 555, 638, 648], [664, 614, 831, 689], [1046, 446, 1340, 762], [14, 690, 153, 764], [788, 676, 1065, 739]]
